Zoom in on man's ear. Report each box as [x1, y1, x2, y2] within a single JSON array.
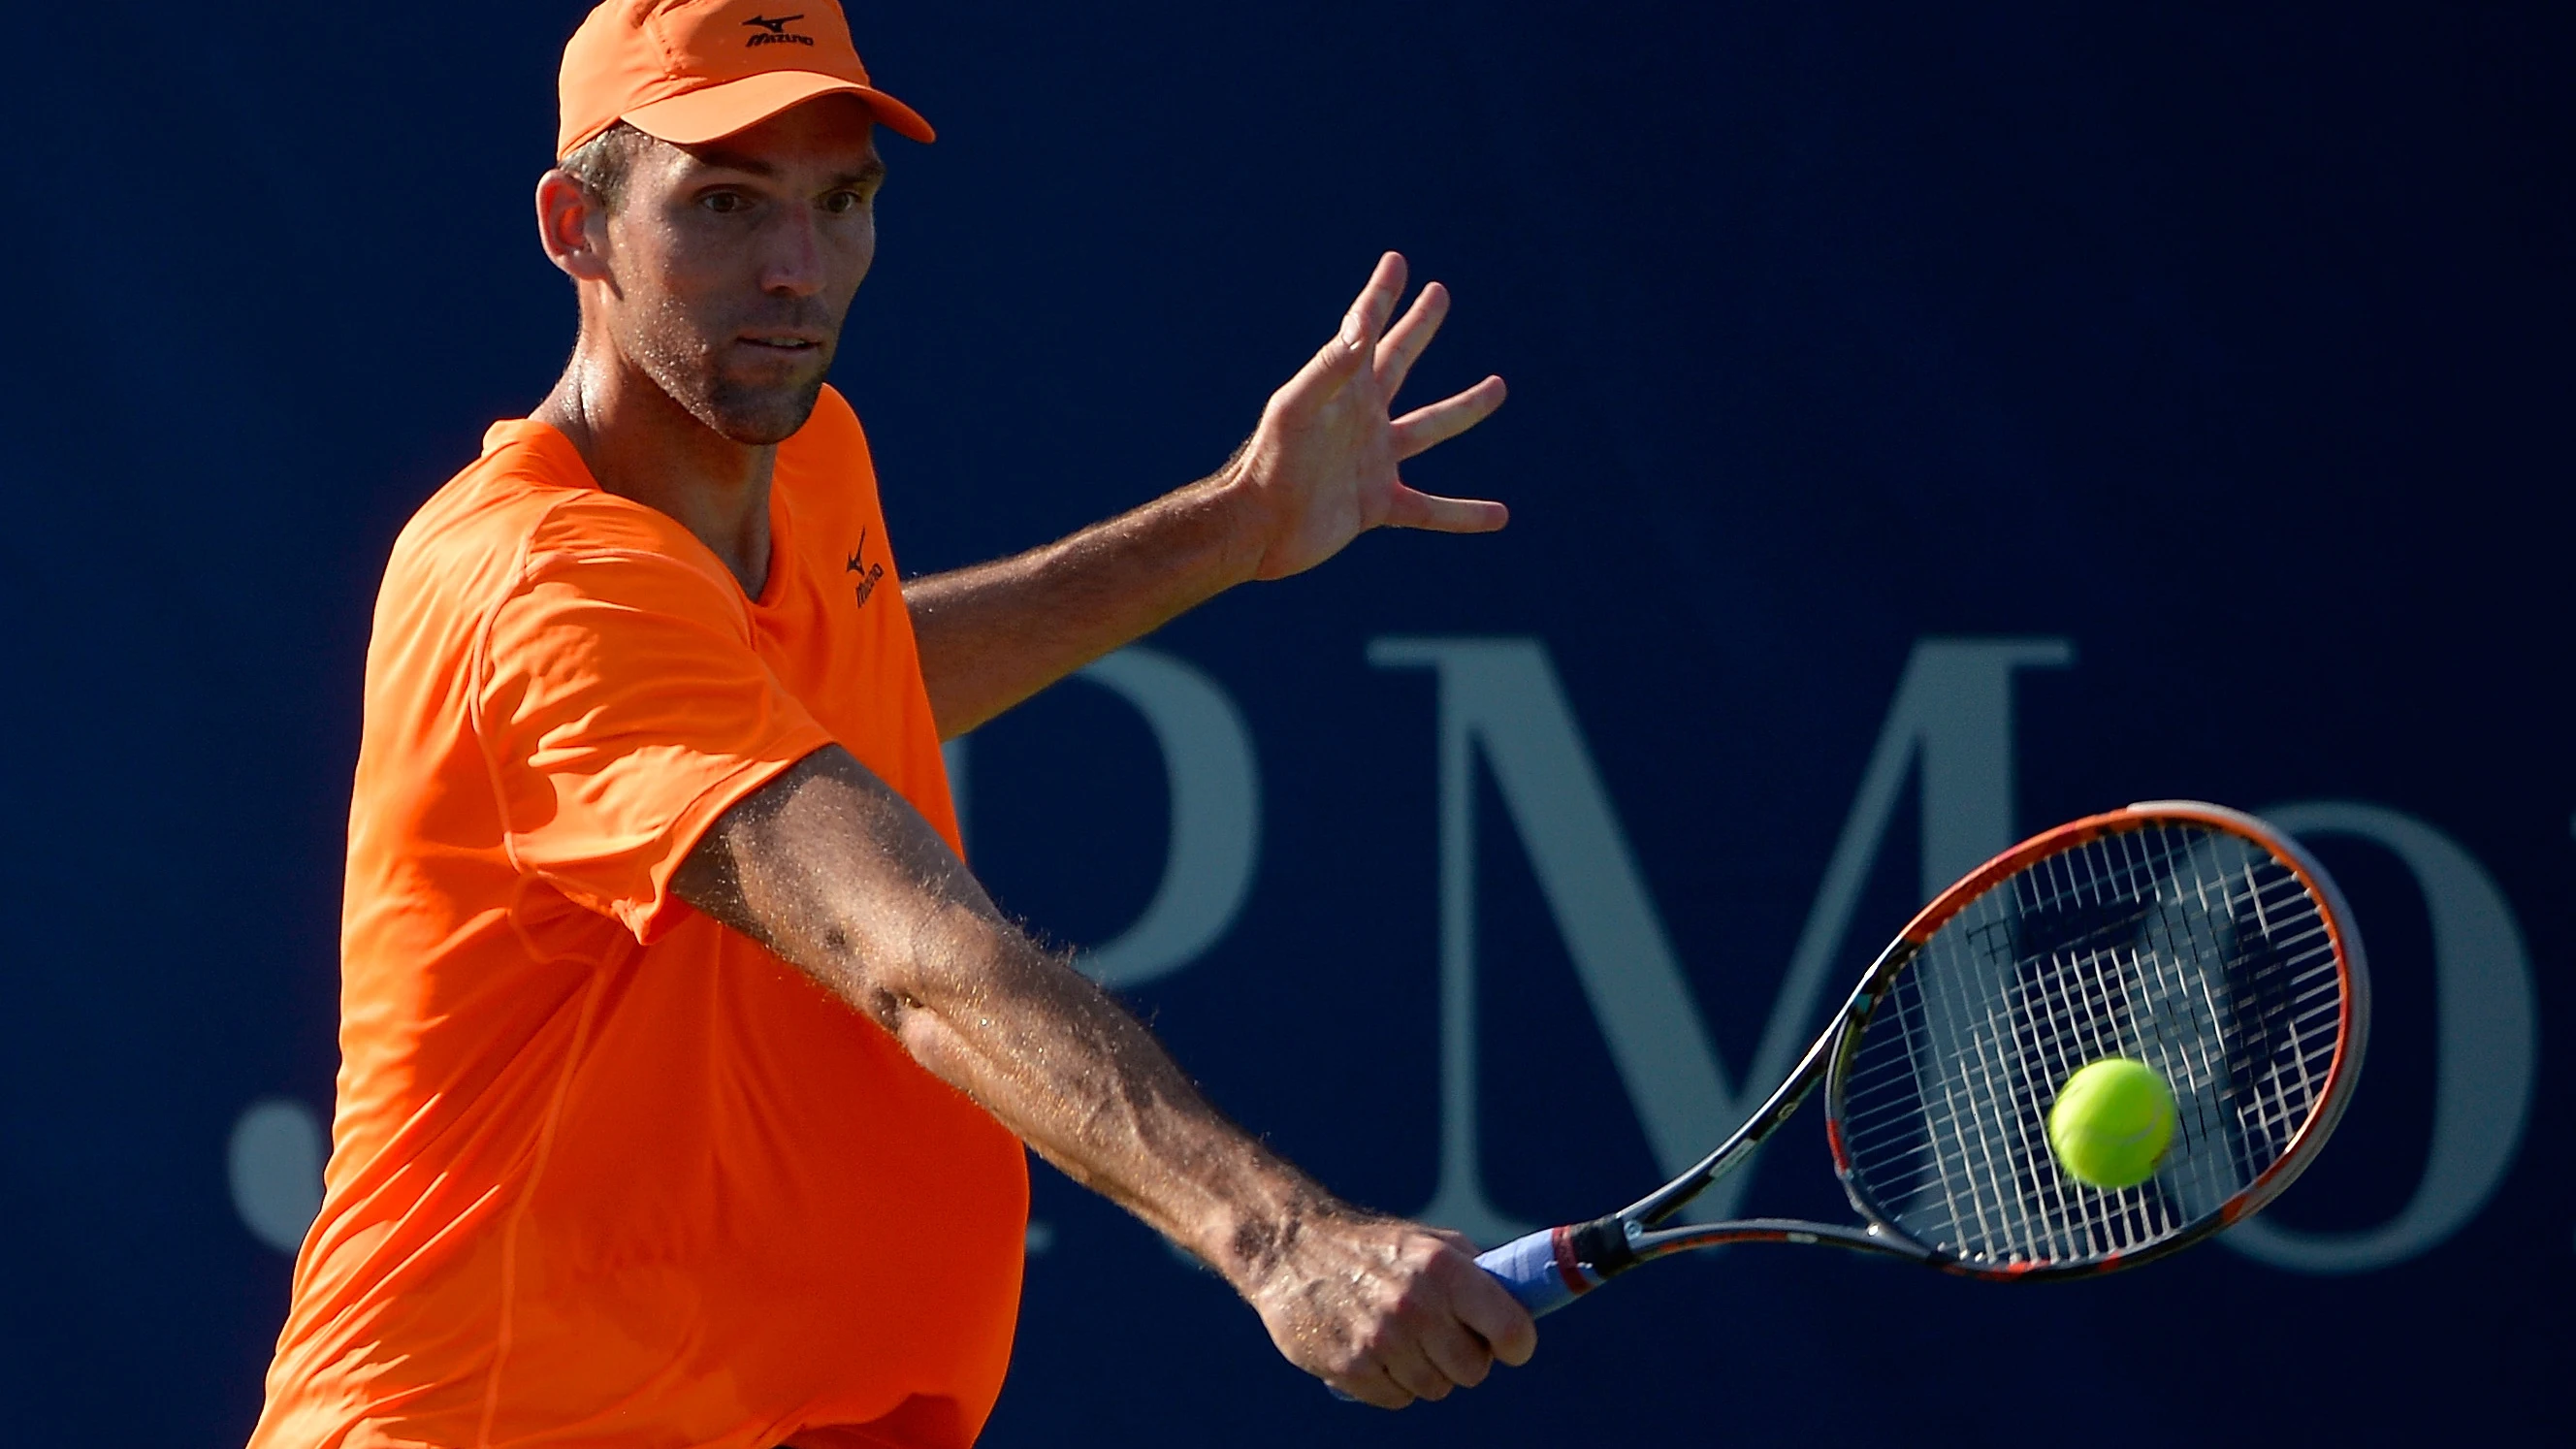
[[535, 170, 614, 284]]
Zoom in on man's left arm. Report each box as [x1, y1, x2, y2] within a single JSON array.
[[909, 252, 1508, 739]]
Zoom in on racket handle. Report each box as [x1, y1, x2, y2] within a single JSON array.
[[1474, 1226, 1593, 1318]]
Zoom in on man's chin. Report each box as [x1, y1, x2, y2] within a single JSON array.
[[700, 373, 829, 446]]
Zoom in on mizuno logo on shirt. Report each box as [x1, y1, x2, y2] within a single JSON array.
[[847, 529, 886, 610]]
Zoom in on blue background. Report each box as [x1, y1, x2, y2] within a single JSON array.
[[1, 1, 2566, 1442]]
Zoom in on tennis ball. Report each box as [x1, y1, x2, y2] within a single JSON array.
[[2046, 1057, 2177, 1190]]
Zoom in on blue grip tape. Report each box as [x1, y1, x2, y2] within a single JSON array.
[[1475, 1226, 1586, 1318]]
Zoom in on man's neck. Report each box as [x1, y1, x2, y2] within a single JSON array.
[[534, 346, 777, 598]]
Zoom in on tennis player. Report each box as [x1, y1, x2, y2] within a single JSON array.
[[247, 3, 1530, 1445]]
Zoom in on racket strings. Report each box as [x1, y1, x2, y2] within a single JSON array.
[[1837, 821, 2346, 1269]]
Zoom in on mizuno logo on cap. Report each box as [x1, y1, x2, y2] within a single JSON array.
[[742, 14, 815, 48]]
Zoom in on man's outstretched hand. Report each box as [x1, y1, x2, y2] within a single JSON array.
[[1226, 252, 1510, 581], [1241, 1209, 1538, 1409], [906, 251, 1508, 738]]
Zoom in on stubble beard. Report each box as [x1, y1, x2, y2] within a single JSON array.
[[625, 295, 841, 446], [699, 365, 832, 445]]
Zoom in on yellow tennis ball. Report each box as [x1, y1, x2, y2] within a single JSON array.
[[2046, 1057, 2177, 1189]]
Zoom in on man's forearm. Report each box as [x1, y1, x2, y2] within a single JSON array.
[[894, 898, 1342, 1278], [909, 468, 1262, 739], [675, 748, 1333, 1283], [677, 746, 1536, 1402]]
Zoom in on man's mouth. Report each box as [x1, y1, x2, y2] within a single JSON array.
[[740, 334, 822, 353]]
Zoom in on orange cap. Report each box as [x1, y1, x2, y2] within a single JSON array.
[[558, 1, 935, 159]]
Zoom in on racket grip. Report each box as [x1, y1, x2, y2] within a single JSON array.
[[1474, 1226, 1592, 1318]]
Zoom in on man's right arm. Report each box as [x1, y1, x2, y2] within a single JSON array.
[[671, 746, 1537, 1407]]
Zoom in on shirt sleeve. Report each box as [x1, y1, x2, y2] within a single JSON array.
[[474, 540, 834, 943]]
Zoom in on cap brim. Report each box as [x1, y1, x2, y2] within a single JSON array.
[[623, 69, 935, 148]]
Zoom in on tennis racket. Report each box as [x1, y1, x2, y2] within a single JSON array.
[[1471, 799, 2368, 1312]]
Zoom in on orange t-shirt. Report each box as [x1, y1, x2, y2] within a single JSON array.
[[252, 387, 1029, 1449]]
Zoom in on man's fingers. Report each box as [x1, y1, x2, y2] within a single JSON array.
[[1340, 251, 1409, 358], [1277, 330, 1368, 416], [1333, 1365, 1413, 1411], [1274, 253, 1413, 419], [1390, 376, 1507, 460], [1379, 1339, 1457, 1403], [1374, 281, 1451, 398], [1449, 1259, 1540, 1368], [1386, 485, 1509, 534], [1417, 1312, 1497, 1391]]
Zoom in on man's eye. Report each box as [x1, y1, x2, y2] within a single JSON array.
[[822, 189, 870, 215], [701, 192, 749, 214]]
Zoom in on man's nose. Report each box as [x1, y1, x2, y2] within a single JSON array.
[[757, 209, 826, 297]]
